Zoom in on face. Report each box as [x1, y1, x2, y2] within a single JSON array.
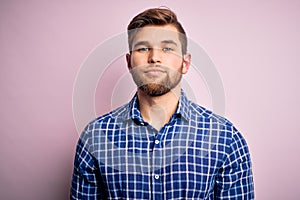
[[126, 25, 191, 96]]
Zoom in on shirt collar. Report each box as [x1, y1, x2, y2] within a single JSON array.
[[123, 90, 191, 123], [175, 90, 190, 121]]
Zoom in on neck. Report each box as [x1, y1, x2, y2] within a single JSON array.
[[137, 85, 181, 130]]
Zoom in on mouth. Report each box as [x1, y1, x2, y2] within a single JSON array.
[[144, 69, 166, 77], [143, 65, 167, 76]]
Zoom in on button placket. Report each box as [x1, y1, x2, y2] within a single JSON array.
[[150, 127, 166, 199]]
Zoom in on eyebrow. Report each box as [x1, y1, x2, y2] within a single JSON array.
[[133, 40, 178, 48], [161, 40, 178, 46], [133, 41, 150, 48]]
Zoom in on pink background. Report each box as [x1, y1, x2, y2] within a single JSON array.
[[1, 1, 300, 199]]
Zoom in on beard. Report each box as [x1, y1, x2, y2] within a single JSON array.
[[130, 65, 182, 96]]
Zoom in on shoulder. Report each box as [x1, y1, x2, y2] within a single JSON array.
[[82, 103, 130, 135], [188, 101, 246, 144], [189, 101, 250, 157], [189, 101, 234, 128]]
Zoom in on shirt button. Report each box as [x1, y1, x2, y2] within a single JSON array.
[[155, 140, 159, 144], [154, 175, 159, 179]]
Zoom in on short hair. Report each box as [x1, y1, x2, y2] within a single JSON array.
[[127, 8, 187, 54]]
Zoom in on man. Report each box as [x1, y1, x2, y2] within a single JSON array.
[[71, 8, 254, 199]]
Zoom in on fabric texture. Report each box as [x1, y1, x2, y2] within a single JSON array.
[[71, 91, 254, 199]]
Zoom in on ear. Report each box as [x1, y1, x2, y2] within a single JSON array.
[[126, 53, 132, 70], [182, 53, 191, 74]]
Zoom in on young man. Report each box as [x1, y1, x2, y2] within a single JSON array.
[[71, 8, 254, 199]]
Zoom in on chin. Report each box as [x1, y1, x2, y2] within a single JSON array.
[[139, 83, 171, 96]]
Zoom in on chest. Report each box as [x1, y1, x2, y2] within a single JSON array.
[[91, 123, 225, 199]]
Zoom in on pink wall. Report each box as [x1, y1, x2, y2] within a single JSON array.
[[1, 1, 299, 199]]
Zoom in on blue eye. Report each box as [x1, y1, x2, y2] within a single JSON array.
[[162, 47, 173, 52], [137, 47, 150, 52]]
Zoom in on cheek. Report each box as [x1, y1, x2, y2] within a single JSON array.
[[131, 54, 146, 66], [165, 55, 183, 68]]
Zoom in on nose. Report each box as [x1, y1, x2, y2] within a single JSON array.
[[148, 48, 161, 63]]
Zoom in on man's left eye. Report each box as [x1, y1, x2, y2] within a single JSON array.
[[162, 47, 173, 51]]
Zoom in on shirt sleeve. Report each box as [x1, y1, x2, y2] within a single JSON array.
[[214, 128, 255, 199], [70, 134, 103, 199]]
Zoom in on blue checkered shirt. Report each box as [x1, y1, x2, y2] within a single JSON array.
[[71, 91, 254, 199]]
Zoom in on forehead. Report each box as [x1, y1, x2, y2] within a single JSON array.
[[132, 24, 181, 45]]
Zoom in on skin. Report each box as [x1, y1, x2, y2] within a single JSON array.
[[126, 24, 191, 130]]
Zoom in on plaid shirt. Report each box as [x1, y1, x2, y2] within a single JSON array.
[[71, 91, 254, 199]]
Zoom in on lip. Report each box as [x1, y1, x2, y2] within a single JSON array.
[[144, 68, 166, 76], [145, 69, 165, 73], [144, 66, 166, 73]]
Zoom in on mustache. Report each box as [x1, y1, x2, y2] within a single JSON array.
[[132, 64, 169, 72]]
